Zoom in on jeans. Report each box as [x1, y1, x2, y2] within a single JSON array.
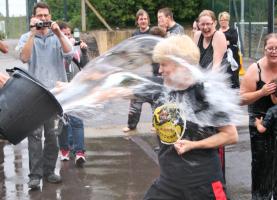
[[58, 115, 85, 153], [28, 117, 59, 179]]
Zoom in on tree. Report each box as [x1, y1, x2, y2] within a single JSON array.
[[45, 0, 201, 30]]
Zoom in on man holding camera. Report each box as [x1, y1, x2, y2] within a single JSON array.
[[17, 2, 73, 190]]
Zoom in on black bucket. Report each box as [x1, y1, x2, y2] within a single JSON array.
[[0, 67, 63, 145]]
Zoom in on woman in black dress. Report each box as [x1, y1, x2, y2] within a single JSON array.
[[218, 11, 240, 88]]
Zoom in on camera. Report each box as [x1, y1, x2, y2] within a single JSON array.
[[34, 21, 52, 29], [74, 41, 81, 46]]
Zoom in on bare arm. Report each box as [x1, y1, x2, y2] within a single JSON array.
[[174, 125, 238, 155], [50, 22, 72, 54], [240, 62, 277, 105], [212, 31, 227, 70], [20, 32, 35, 63], [0, 41, 8, 54], [193, 31, 201, 45], [255, 117, 267, 133]]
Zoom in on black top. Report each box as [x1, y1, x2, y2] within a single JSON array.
[[167, 23, 184, 35], [223, 27, 240, 65], [248, 63, 274, 126], [158, 83, 227, 188], [132, 28, 150, 36], [197, 32, 216, 69]]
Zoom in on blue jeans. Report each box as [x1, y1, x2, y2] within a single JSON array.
[[58, 115, 85, 153]]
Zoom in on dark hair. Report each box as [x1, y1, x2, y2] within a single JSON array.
[[158, 7, 173, 19], [32, 2, 50, 16], [264, 33, 277, 48], [149, 26, 167, 38], [57, 21, 71, 31], [135, 9, 150, 26]]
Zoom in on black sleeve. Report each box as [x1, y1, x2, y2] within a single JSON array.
[[262, 106, 277, 129], [79, 48, 89, 68]]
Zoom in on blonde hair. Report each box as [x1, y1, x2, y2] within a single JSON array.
[[153, 35, 200, 65], [218, 11, 230, 21], [198, 9, 216, 22]]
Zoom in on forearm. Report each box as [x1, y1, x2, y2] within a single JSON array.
[[192, 126, 238, 149], [20, 33, 35, 63], [57, 32, 72, 54], [240, 89, 264, 105]]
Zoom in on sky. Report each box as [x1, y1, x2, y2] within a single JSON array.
[[0, 0, 26, 17]]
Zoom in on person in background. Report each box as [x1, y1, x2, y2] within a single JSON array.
[[157, 7, 184, 36], [240, 33, 277, 199], [218, 11, 240, 88], [194, 9, 228, 180], [17, 2, 73, 190], [57, 21, 87, 166], [132, 9, 150, 36], [122, 19, 165, 133], [194, 10, 227, 70]]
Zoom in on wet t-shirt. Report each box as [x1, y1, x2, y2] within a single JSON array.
[[263, 105, 277, 133], [158, 83, 228, 188]]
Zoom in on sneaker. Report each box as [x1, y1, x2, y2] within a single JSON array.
[[75, 151, 86, 166], [28, 178, 40, 190], [60, 149, 70, 161], [44, 173, 62, 184], [122, 127, 135, 132]]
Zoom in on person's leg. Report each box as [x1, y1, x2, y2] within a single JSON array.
[[123, 99, 143, 131], [58, 119, 71, 161], [184, 180, 227, 200], [70, 116, 85, 153], [250, 126, 273, 200], [42, 118, 61, 183], [143, 178, 183, 200], [27, 126, 43, 189], [69, 116, 86, 165]]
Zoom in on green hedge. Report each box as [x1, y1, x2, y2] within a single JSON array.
[[45, 0, 201, 30]]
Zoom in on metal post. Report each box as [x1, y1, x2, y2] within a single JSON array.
[[26, 0, 37, 30], [268, 0, 274, 33], [81, 0, 86, 32], [63, 0, 68, 21], [5, 0, 9, 38]]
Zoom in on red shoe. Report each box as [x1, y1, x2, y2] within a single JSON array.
[[75, 151, 86, 166], [60, 149, 70, 161]]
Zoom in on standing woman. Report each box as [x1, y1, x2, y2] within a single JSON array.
[[194, 9, 228, 179], [240, 33, 277, 199], [194, 10, 227, 70], [218, 11, 240, 88]]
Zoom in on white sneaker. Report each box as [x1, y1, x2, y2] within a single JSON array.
[[60, 149, 70, 161]]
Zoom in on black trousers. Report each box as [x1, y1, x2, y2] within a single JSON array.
[[249, 125, 277, 200], [144, 177, 227, 200], [127, 98, 157, 129]]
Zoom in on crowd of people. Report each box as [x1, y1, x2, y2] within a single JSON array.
[[0, 2, 277, 200]]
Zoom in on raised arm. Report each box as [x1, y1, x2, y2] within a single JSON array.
[[212, 31, 227, 70]]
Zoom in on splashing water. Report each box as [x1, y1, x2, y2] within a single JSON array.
[[51, 34, 244, 128]]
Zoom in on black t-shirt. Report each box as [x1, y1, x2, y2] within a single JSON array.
[[158, 83, 227, 188], [263, 105, 277, 133]]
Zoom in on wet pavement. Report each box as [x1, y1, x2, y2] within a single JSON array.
[[0, 39, 254, 200], [0, 135, 160, 200]]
